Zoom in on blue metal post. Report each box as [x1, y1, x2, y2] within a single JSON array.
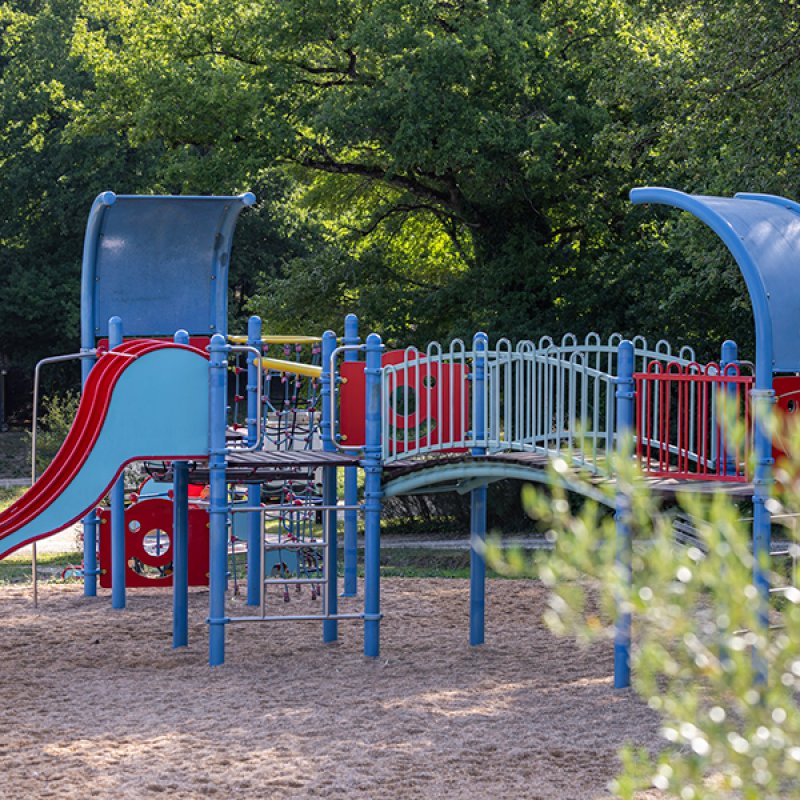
[[751, 380, 774, 684], [172, 329, 190, 647], [321, 330, 338, 642], [208, 334, 229, 666], [720, 340, 739, 476], [80, 191, 115, 598], [342, 313, 359, 597], [83, 513, 99, 597], [614, 340, 635, 689], [246, 316, 262, 606], [470, 332, 488, 646], [363, 333, 384, 657], [109, 316, 126, 610]]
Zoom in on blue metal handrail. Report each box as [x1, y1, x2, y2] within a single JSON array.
[[378, 332, 699, 473]]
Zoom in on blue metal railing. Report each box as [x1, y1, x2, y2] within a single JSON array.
[[376, 333, 698, 474]]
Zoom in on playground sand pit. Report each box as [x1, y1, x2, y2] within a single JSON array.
[[0, 578, 664, 799]]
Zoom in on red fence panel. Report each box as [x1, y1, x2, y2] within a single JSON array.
[[634, 361, 753, 482]]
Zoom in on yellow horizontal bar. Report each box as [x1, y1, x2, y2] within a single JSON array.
[[228, 335, 322, 345], [258, 357, 322, 379]]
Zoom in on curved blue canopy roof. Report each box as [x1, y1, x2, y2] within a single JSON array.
[[81, 192, 255, 347], [630, 187, 800, 377]]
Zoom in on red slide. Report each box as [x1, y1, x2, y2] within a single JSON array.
[[0, 340, 210, 559], [1, 341, 159, 534]]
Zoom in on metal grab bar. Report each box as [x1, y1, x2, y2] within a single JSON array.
[[256, 356, 322, 380], [329, 343, 366, 452], [30, 349, 98, 607], [31, 350, 99, 479], [227, 345, 264, 452]]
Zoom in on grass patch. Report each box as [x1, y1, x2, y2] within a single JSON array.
[[0, 551, 83, 584], [1, 543, 546, 587], [0, 431, 30, 478]]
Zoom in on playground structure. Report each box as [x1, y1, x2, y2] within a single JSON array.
[[0, 186, 798, 689]]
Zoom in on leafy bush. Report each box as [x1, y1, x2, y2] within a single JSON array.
[[30, 391, 80, 476], [488, 444, 800, 799]]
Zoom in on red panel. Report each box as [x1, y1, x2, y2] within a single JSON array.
[[339, 350, 469, 453], [186, 505, 210, 586], [339, 361, 367, 446], [97, 336, 211, 353], [99, 498, 209, 588], [773, 376, 800, 460], [634, 361, 753, 482]]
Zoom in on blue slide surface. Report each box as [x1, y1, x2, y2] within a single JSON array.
[[0, 343, 210, 559]]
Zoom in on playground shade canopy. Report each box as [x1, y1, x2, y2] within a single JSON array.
[[630, 188, 800, 374], [81, 192, 255, 342]]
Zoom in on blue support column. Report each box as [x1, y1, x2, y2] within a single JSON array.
[[208, 334, 229, 666], [362, 333, 384, 657], [82, 512, 99, 598], [172, 329, 190, 647], [246, 316, 262, 606], [751, 380, 774, 684], [321, 330, 339, 643], [614, 340, 635, 689], [109, 316, 126, 610], [80, 191, 115, 599], [470, 332, 488, 646], [720, 340, 739, 477], [342, 313, 359, 597]]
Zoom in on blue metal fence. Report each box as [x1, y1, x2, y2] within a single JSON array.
[[372, 333, 697, 473]]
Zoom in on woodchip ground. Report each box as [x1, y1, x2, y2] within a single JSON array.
[[0, 578, 665, 799]]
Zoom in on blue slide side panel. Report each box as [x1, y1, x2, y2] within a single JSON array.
[[703, 195, 800, 372], [631, 187, 800, 373], [0, 348, 209, 557], [92, 194, 254, 338]]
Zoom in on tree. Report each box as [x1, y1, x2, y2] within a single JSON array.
[[70, 0, 659, 344], [0, 1, 334, 414], [0, 0, 160, 408], [6, 0, 800, 393]]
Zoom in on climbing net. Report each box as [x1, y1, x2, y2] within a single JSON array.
[[230, 339, 325, 604]]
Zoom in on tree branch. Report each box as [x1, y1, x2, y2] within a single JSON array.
[[184, 45, 265, 67], [344, 202, 446, 237], [296, 153, 456, 208], [294, 48, 358, 77]]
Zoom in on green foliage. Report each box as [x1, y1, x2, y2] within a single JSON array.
[[0, 0, 159, 379], [0, 431, 30, 477], [30, 390, 79, 474], [64, 0, 685, 343], [0, 485, 25, 512], [6, 0, 800, 398], [487, 443, 800, 798]]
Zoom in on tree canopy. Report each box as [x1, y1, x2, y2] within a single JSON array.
[[3, 0, 800, 410]]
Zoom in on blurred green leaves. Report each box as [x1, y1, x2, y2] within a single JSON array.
[[489, 424, 800, 798]]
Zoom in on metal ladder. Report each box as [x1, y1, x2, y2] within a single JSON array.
[[228, 499, 365, 624]]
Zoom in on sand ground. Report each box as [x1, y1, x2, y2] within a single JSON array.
[[0, 578, 664, 799]]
